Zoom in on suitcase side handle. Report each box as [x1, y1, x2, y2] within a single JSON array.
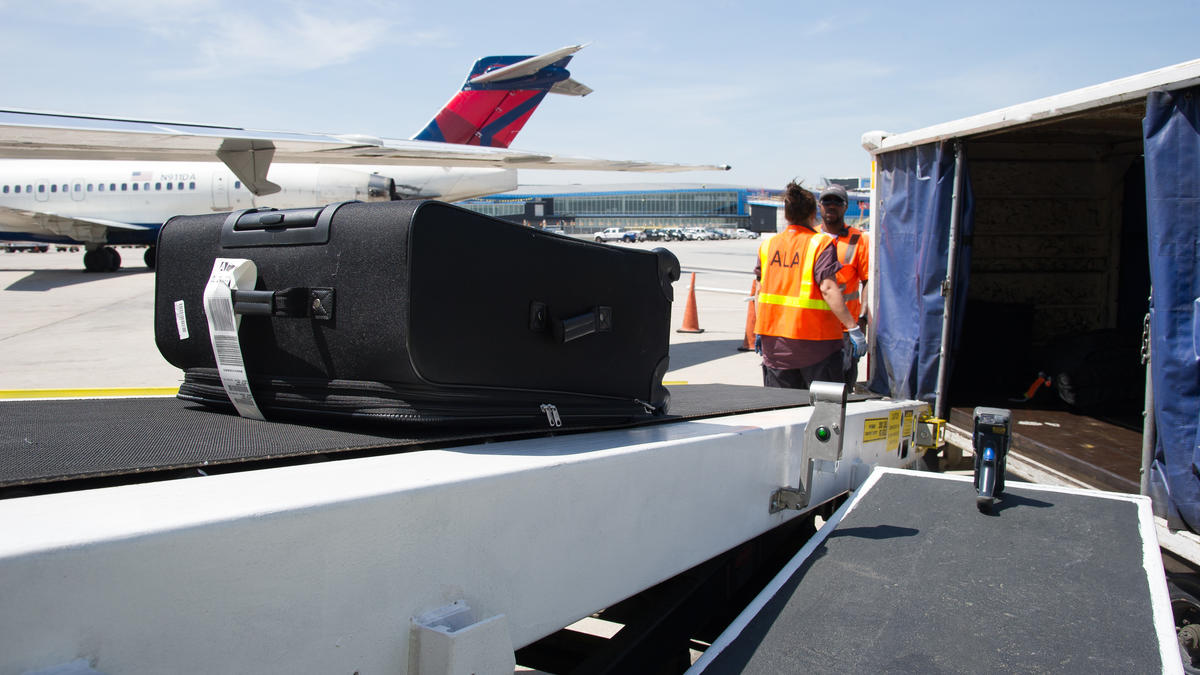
[[232, 287, 335, 320], [531, 303, 612, 343]]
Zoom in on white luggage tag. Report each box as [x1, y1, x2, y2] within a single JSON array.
[[203, 258, 265, 420]]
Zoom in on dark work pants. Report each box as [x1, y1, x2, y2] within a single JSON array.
[[762, 349, 844, 390]]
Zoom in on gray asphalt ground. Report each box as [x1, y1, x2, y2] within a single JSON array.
[[0, 238, 768, 391]]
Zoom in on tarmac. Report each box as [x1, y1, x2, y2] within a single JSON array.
[[0, 239, 768, 392]]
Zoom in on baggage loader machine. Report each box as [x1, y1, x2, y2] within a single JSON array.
[[0, 385, 933, 675]]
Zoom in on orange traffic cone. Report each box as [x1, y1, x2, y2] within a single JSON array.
[[677, 272, 704, 333], [737, 279, 758, 351]]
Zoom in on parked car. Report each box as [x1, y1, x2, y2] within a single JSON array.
[[594, 227, 637, 243], [733, 228, 760, 239], [542, 226, 566, 235], [640, 229, 664, 241]]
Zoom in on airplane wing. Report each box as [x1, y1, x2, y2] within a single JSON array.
[[0, 108, 730, 195], [0, 203, 151, 245]]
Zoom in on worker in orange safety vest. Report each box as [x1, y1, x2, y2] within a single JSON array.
[[818, 184, 869, 387], [754, 181, 865, 390]]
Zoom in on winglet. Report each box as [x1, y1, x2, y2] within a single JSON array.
[[413, 45, 592, 148]]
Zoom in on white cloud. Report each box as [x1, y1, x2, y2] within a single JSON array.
[[46, 0, 433, 79], [804, 18, 834, 37], [160, 11, 399, 78]]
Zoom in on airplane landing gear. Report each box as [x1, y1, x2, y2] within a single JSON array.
[[143, 246, 156, 269], [83, 246, 122, 273]]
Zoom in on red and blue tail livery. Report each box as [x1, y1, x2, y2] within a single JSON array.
[[414, 44, 592, 148]]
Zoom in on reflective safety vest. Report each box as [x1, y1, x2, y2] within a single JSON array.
[[754, 225, 843, 340], [834, 227, 867, 319]]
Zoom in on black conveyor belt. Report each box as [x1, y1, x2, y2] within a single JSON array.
[[2, 384, 864, 490], [696, 470, 1173, 674]]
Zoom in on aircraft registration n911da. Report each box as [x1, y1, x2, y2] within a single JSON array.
[[0, 44, 728, 272]]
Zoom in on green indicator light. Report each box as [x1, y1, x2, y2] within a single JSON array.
[[815, 426, 831, 442]]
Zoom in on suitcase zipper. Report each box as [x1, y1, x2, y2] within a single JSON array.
[[539, 404, 563, 428], [180, 370, 658, 426]]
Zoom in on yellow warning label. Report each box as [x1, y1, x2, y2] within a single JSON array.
[[863, 417, 888, 442], [902, 410, 914, 439], [887, 410, 902, 449]]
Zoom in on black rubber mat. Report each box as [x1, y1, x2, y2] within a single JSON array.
[[1, 384, 861, 489], [701, 472, 1165, 673]]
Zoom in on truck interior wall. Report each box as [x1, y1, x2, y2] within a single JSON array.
[[950, 139, 1149, 425]]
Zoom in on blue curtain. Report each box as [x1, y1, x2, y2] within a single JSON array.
[[868, 142, 974, 407], [1145, 86, 1200, 531]]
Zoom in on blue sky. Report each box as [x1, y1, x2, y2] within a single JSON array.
[[0, 0, 1196, 190]]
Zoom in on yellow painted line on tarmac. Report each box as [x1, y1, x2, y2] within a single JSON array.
[[662, 381, 688, 385], [0, 387, 179, 399]]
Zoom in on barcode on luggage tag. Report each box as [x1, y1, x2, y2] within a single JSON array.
[[174, 300, 189, 340], [213, 334, 243, 364], [205, 295, 236, 330]]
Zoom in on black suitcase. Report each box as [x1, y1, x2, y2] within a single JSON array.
[[153, 200, 680, 428]]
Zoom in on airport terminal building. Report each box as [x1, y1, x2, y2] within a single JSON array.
[[456, 183, 781, 235], [455, 181, 869, 235]]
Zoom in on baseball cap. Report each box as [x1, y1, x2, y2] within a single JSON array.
[[819, 185, 848, 204]]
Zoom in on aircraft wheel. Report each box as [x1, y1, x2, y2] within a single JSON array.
[[143, 246, 157, 269], [105, 247, 122, 272], [83, 248, 105, 272]]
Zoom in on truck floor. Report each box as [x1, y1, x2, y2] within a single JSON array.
[[951, 406, 1141, 493]]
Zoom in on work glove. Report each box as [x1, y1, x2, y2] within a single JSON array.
[[847, 326, 867, 359], [754, 334, 762, 355]]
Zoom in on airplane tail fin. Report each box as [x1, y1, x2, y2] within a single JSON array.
[[413, 44, 592, 149]]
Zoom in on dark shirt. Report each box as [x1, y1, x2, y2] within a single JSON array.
[[754, 229, 843, 370]]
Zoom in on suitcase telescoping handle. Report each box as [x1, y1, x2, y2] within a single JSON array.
[[232, 287, 335, 320], [531, 303, 612, 343], [220, 201, 358, 247]]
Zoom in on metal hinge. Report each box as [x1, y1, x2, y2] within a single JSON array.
[[770, 487, 808, 513], [1141, 312, 1152, 364], [540, 404, 562, 428]]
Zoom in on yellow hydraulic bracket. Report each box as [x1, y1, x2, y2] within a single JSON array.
[[914, 414, 946, 450]]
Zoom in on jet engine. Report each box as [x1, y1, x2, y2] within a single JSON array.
[[315, 167, 398, 203]]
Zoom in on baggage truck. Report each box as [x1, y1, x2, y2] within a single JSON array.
[[860, 57, 1200, 665]]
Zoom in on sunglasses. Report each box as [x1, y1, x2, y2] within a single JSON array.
[[820, 197, 846, 206]]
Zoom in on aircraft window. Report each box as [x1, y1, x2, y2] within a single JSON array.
[[62, 185, 68, 192], [98, 184, 105, 192], [132, 183, 138, 191], [189, 181, 195, 190], [110, 183, 116, 191], [234, 181, 242, 190], [2, 186, 7, 194], [26, 185, 32, 192], [155, 182, 162, 191], [143, 183, 150, 191], [121, 183, 127, 191], [166, 182, 173, 190], [87, 184, 94, 192], [177, 182, 184, 190], [50, 185, 57, 193], [74, 184, 81, 192]]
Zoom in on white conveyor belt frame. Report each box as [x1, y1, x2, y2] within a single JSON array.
[[0, 396, 928, 675]]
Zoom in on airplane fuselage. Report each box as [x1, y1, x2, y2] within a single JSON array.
[[0, 159, 517, 247]]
